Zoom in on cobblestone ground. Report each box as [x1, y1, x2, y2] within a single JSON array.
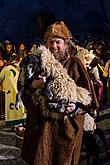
[[0, 120, 28, 165], [0, 107, 110, 165]]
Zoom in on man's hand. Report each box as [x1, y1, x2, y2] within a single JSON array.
[[66, 102, 76, 113]]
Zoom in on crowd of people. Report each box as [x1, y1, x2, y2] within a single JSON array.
[[82, 36, 110, 107], [0, 41, 40, 124], [0, 21, 110, 165]]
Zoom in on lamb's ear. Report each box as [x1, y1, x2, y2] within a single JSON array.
[[38, 45, 45, 49], [38, 45, 41, 49]]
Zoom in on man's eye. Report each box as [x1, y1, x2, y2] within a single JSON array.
[[56, 41, 60, 44]]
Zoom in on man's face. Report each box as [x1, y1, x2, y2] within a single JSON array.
[[84, 50, 95, 67], [6, 44, 12, 52], [46, 38, 67, 61], [19, 44, 25, 51]]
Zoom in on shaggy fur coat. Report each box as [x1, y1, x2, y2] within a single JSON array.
[[31, 46, 91, 106], [21, 46, 99, 165]]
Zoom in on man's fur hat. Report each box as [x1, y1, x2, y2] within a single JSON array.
[[44, 21, 72, 41]]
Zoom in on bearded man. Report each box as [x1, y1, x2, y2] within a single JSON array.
[[21, 21, 99, 165]]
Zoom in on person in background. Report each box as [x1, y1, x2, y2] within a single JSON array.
[[92, 42, 109, 104], [17, 43, 27, 59], [0, 43, 6, 119], [0, 42, 5, 70], [0, 54, 26, 127], [2, 40, 16, 65], [103, 60, 110, 106], [29, 43, 39, 54], [21, 21, 99, 165]]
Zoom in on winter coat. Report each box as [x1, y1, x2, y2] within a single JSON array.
[[0, 63, 25, 126], [21, 50, 99, 165]]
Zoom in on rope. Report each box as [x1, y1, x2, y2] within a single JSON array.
[[15, 134, 24, 139]]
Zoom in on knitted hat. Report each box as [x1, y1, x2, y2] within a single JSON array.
[[44, 21, 72, 41]]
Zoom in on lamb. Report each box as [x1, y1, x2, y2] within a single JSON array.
[[16, 45, 92, 118]]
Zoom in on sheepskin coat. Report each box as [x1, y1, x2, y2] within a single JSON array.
[[21, 47, 99, 165]]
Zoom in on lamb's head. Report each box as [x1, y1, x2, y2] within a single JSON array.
[[28, 45, 57, 79], [26, 53, 45, 79]]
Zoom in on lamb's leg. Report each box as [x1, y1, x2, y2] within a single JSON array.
[[76, 102, 94, 117], [15, 92, 22, 110]]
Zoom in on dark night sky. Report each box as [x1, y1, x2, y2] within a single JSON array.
[[0, 0, 110, 46]]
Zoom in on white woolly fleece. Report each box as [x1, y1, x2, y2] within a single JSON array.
[[32, 45, 92, 106]]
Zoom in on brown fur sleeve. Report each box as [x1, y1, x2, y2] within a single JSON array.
[[65, 56, 99, 109]]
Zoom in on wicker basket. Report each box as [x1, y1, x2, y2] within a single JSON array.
[[14, 125, 25, 148]]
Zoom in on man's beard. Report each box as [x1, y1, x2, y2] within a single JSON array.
[[50, 49, 67, 61]]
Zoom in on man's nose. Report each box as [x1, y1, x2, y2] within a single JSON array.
[[52, 42, 57, 48]]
